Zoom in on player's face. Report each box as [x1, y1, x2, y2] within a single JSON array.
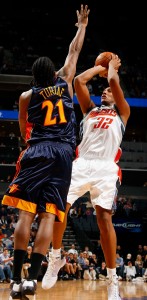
[[101, 87, 115, 105]]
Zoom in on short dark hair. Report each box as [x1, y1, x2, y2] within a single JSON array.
[[3, 247, 8, 251], [31, 56, 56, 87]]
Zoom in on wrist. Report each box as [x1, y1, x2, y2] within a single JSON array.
[[77, 23, 87, 29]]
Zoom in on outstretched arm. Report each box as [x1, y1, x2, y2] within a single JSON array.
[[57, 4, 90, 97]]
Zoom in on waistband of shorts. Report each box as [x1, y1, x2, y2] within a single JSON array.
[[28, 139, 73, 148]]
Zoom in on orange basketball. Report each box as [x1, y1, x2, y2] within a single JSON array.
[[95, 51, 113, 68]]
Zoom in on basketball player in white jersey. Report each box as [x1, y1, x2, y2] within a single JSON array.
[[42, 54, 130, 300]]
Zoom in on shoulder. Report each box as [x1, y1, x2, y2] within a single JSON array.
[[19, 89, 32, 101], [19, 89, 33, 107], [54, 76, 67, 86]]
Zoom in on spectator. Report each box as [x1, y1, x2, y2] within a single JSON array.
[[0, 247, 13, 282], [143, 254, 147, 282], [89, 264, 97, 280], [116, 245, 124, 258], [68, 244, 78, 255], [21, 246, 32, 279], [97, 261, 107, 280], [116, 252, 124, 280], [124, 253, 133, 266], [124, 261, 136, 281], [135, 254, 143, 277], [67, 252, 78, 279], [0, 266, 6, 283], [77, 251, 89, 279], [2, 234, 14, 252], [61, 251, 77, 280], [0, 240, 4, 254], [136, 244, 143, 256], [81, 251, 91, 280], [88, 253, 97, 280], [0, 215, 7, 227], [83, 246, 92, 257]]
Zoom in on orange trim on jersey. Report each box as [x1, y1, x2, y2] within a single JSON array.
[[115, 147, 122, 163], [75, 146, 79, 159], [26, 121, 33, 141], [46, 203, 65, 222], [2, 195, 37, 214], [13, 149, 28, 181]]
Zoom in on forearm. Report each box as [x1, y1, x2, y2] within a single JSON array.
[[107, 64, 119, 84], [69, 24, 87, 53], [76, 66, 103, 84], [3, 257, 11, 263]]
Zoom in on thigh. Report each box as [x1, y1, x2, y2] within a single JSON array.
[[67, 158, 90, 206], [90, 159, 120, 210], [4, 142, 73, 218], [37, 142, 74, 221]]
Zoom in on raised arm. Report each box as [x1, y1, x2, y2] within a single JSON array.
[[74, 65, 107, 114], [57, 4, 90, 97], [107, 54, 130, 125]]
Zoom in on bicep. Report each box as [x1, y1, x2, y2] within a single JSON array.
[[111, 84, 130, 125], [74, 79, 95, 114], [117, 98, 130, 126], [19, 92, 31, 138], [19, 97, 28, 120], [58, 52, 79, 82]]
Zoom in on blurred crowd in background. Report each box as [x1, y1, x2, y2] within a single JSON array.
[[0, 4, 147, 99]]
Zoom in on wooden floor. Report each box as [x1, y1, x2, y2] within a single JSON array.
[[0, 279, 147, 300]]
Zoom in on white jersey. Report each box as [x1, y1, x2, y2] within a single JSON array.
[[77, 105, 125, 160]]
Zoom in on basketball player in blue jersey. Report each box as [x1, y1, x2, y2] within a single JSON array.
[[1, 4, 90, 299], [42, 54, 130, 300]]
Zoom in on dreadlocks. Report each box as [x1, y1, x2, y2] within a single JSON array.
[[31, 56, 56, 87]]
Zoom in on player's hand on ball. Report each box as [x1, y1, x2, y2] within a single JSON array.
[[98, 66, 108, 78], [109, 54, 121, 71]]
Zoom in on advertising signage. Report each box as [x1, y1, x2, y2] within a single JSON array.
[[113, 220, 142, 233]]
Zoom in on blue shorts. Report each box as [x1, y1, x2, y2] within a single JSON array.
[[2, 141, 74, 222]]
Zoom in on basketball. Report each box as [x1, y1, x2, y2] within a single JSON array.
[[95, 51, 113, 68]]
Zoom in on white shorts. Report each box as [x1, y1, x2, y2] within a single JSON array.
[[67, 157, 121, 210]]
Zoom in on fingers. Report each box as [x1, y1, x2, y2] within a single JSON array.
[[76, 10, 79, 17], [83, 5, 90, 16], [112, 53, 120, 60], [110, 54, 121, 67], [76, 4, 90, 28], [77, 4, 90, 17]]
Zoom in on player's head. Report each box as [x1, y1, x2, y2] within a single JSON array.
[[31, 56, 56, 87], [101, 87, 115, 106]]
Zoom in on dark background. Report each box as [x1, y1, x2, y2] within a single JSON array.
[[0, 1, 146, 67]]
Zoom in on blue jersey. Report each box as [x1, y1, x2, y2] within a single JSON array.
[[26, 77, 77, 150]]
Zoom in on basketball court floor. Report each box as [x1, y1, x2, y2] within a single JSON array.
[[0, 279, 147, 299]]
